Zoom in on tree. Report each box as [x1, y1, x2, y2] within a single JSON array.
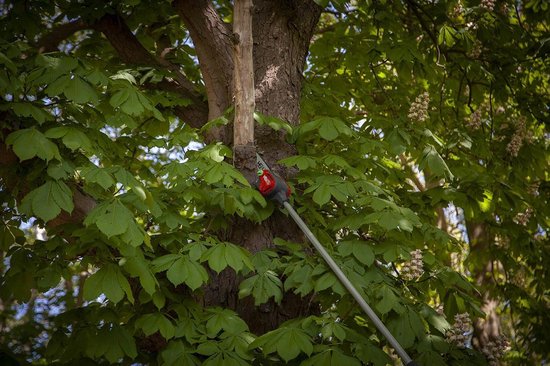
[[0, 0, 548, 365]]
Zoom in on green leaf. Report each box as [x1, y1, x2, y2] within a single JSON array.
[[252, 326, 313, 362], [0, 224, 23, 251], [313, 184, 332, 206], [184, 261, 209, 290], [202, 243, 252, 274], [317, 116, 352, 141], [80, 165, 116, 190], [239, 270, 283, 305], [300, 350, 332, 366], [114, 327, 138, 359], [375, 285, 402, 315], [167, 257, 190, 286], [290, 328, 314, 357], [254, 111, 293, 133], [386, 309, 418, 349], [47, 160, 73, 180], [319, 120, 339, 140], [83, 265, 134, 304], [331, 350, 362, 366], [63, 75, 99, 104], [121, 220, 145, 247], [338, 241, 375, 266], [10, 102, 51, 124], [418, 145, 454, 180], [152, 254, 182, 272], [279, 155, 317, 170], [110, 87, 131, 108], [45, 126, 93, 151], [353, 342, 392, 366], [45, 76, 69, 97], [161, 341, 200, 366], [135, 313, 175, 340], [20, 180, 73, 222], [438, 25, 456, 47], [123, 256, 158, 295], [110, 84, 156, 117], [277, 331, 302, 362], [205, 308, 248, 337], [352, 243, 375, 266], [314, 271, 337, 292], [204, 163, 224, 184], [6, 128, 60, 162], [87, 200, 135, 237]]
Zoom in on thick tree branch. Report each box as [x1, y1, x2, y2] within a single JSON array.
[[173, 0, 233, 120], [93, 13, 208, 126], [94, 14, 197, 97], [142, 80, 208, 127], [33, 13, 208, 126], [36, 19, 88, 53], [3, 13, 211, 230], [94, 14, 158, 65]]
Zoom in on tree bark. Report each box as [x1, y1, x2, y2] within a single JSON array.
[[233, 0, 257, 182], [235, 0, 322, 334], [176, 0, 321, 334], [467, 222, 503, 355], [208, 1, 322, 335], [233, 0, 255, 148], [173, 0, 234, 126]]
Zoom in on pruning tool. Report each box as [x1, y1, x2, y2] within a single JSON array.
[[255, 153, 418, 366]]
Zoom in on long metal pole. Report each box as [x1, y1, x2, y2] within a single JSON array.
[[283, 201, 417, 366]]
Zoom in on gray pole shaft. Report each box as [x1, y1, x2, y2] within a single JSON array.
[[283, 201, 414, 365]]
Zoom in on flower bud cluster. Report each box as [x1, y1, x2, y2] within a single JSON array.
[[468, 41, 483, 58], [446, 313, 472, 348], [506, 117, 527, 157], [467, 109, 482, 130], [480, 0, 496, 11], [401, 249, 424, 281], [499, 3, 510, 14], [408, 92, 430, 123], [527, 182, 540, 196], [452, 1, 464, 17], [482, 335, 510, 366], [514, 207, 533, 226]]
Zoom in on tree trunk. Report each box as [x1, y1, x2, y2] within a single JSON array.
[[467, 222, 503, 354], [193, 0, 322, 334]]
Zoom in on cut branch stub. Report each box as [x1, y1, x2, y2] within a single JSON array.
[[233, 0, 256, 181], [233, 0, 255, 148]]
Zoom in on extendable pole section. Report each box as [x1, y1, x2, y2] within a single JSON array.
[[255, 154, 417, 365], [283, 201, 417, 366]]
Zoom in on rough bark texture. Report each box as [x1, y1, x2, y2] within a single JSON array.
[[36, 19, 88, 53], [467, 222, 503, 354], [220, 0, 322, 335], [177, 0, 322, 334], [232, 0, 255, 149], [173, 0, 234, 125], [233, 0, 256, 182]]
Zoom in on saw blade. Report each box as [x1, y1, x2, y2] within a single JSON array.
[[256, 153, 271, 172]]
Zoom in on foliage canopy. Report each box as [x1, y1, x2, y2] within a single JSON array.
[[0, 0, 548, 365]]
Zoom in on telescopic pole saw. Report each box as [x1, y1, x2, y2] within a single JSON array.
[[255, 153, 419, 366]]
